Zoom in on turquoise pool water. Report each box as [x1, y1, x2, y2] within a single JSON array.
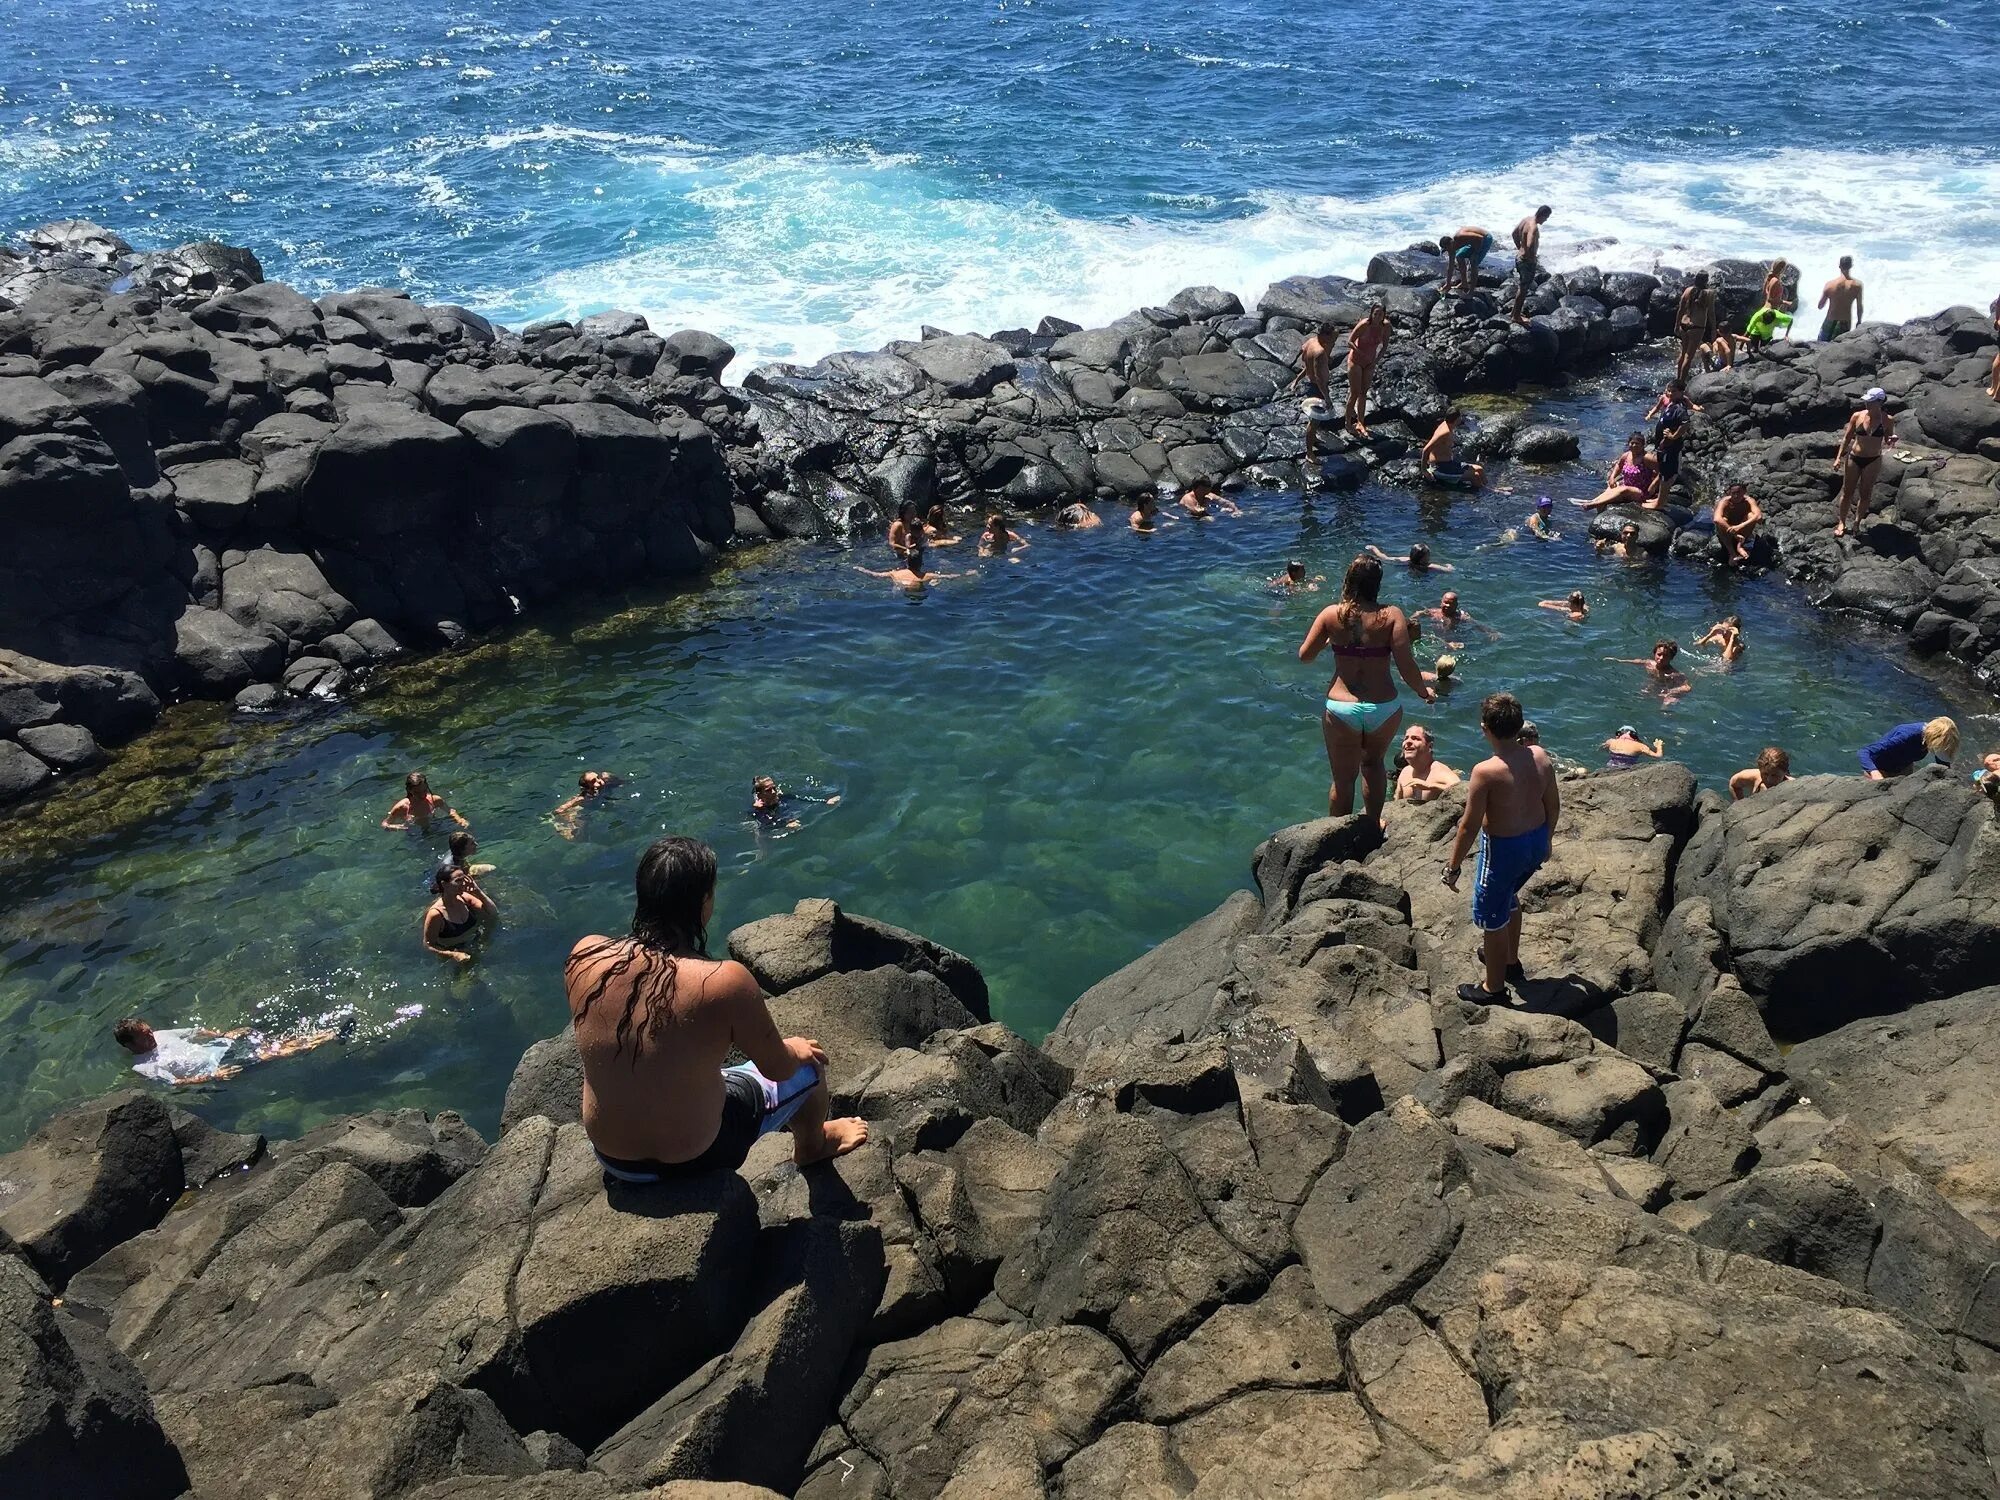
[[1, 369, 1989, 1150]]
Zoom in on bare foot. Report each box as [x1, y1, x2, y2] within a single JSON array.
[[1833, 521, 1846, 537], [795, 1116, 869, 1165], [1354, 423, 1372, 438]]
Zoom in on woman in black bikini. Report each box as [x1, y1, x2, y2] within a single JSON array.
[[1832, 388, 1896, 537], [1297, 555, 1434, 828], [422, 863, 496, 963]]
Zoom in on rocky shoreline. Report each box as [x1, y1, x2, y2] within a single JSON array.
[[6, 763, 2000, 1498], [10, 219, 1993, 810]]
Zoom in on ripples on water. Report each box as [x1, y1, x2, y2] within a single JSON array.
[[1, 376, 1990, 1149]]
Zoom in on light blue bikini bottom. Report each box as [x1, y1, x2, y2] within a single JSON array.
[[1323, 698, 1402, 733]]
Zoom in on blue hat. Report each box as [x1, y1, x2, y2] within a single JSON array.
[[1536, 496, 1554, 511]]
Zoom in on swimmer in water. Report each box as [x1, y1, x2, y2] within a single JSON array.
[[1269, 560, 1324, 591], [1697, 615, 1747, 663], [422, 862, 497, 963], [448, 829, 496, 878], [1595, 522, 1645, 560], [382, 772, 469, 833], [1603, 725, 1667, 770], [751, 775, 842, 830], [1366, 542, 1455, 574], [978, 513, 1030, 556], [888, 501, 922, 564], [1130, 493, 1172, 532], [1423, 653, 1460, 692], [856, 542, 959, 589], [1419, 590, 1499, 643], [114, 1016, 339, 1086], [1606, 639, 1691, 702], [552, 770, 619, 841], [922, 503, 962, 545], [1729, 746, 1791, 800], [1053, 502, 1103, 530], [1538, 590, 1589, 623], [1526, 496, 1559, 540]]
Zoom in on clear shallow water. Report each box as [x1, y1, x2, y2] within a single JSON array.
[[6, 1, 1999, 368], [2, 375, 1992, 1150]]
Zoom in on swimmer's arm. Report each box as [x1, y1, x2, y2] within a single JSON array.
[[1537, 600, 1566, 611], [175, 1065, 243, 1086], [1365, 545, 1407, 564], [381, 800, 410, 829], [1643, 739, 1666, 758], [422, 912, 472, 962], [1663, 678, 1691, 700], [447, 805, 470, 829]]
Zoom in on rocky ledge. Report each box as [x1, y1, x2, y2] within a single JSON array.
[[7, 763, 2000, 1499], [2, 219, 1835, 809]]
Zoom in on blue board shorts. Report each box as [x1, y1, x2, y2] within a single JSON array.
[[595, 1061, 822, 1182], [1471, 825, 1551, 932]]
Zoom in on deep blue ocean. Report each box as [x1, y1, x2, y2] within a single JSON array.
[[6, 0, 1997, 368]]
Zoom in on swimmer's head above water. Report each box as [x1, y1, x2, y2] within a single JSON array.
[[113, 1017, 156, 1053], [1285, 560, 1306, 582]]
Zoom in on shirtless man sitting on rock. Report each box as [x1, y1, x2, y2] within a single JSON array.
[[565, 836, 868, 1183]]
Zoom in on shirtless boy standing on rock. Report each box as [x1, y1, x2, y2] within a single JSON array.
[[1296, 321, 1337, 460], [1818, 256, 1864, 342], [1442, 692, 1559, 1004]]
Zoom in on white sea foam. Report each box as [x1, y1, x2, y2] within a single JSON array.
[[484, 139, 2000, 377]]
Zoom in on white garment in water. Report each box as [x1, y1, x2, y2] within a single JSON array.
[[130, 1028, 233, 1083]]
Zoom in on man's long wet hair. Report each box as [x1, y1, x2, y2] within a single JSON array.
[[567, 836, 717, 1061]]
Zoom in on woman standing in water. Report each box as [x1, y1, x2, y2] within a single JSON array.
[[1298, 555, 1434, 827], [382, 772, 469, 833], [422, 863, 497, 963]]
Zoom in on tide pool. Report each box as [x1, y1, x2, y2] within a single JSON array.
[[0, 368, 1987, 1150]]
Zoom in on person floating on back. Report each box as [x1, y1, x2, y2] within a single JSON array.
[[1858, 716, 1957, 780], [382, 772, 469, 833], [1730, 746, 1791, 799], [1442, 692, 1560, 1004], [1573, 433, 1661, 510], [114, 1016, 336, 1086], [566, 836, 868, 1181]]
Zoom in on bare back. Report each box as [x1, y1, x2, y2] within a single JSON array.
[[565, 938, 775, 1163], [1822, 276, 1861, 320], [1475, 743, 1555, 837], [1306, 601, 1417, 704]]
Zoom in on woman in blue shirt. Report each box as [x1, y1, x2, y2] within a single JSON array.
[[1858, 717, 1958, 779]]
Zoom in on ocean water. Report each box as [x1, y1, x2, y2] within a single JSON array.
[[5, 0, 1998, 369], [2, 374, 1995, 1150]]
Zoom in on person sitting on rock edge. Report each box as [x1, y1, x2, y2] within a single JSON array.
[[1712, 483, 1765, 567], [1422, 411, 1485, 488], [1572, 433, 1661, 510], [382, 771, 469, 833], [1395, 723, 1460, 803], [1730, 746, 1791, 800], [566, 835, 868, 1181], [1442, 691, 1559, 1004], [1857, 716, 1957, 780]]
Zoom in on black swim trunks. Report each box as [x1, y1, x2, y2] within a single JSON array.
[[594, 1062, 822, 1182]]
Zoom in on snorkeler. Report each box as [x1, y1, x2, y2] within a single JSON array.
[[113, 1016, 338, 1086], [1537, 590, 1589, 623], [1269, 561, 1324, 591], [422, 862, 497, 963], [1697, 615, 1747, 663], [979, 513, 1030, 556], [751, 775, 841, 830], [1605, 640, 1691, 702], [1421, 411, 1485, 488], [381, 772, 469, 833], [1366, 542, 1454, 573], [856, 542, 960, 588], [552, 769, 619, 840]]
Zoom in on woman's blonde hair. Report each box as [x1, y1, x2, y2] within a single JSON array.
[[1923, 717, 1959, 759]]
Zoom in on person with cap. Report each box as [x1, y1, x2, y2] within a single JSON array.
[[1858, 717, 1958, 780], [1832, 388, 1897, 536], [1526, 495, 1559, 539], [1603, 725, 1666, 770], [422, 860, 497, 963]]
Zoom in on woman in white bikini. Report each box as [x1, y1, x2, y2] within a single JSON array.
[[1298, 554, 1434, 827]]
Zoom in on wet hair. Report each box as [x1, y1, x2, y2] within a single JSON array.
[[1409, 542, 1431, 565], [1436, 236, 1453, 255], [897, 501, 917, 523], [1435, 655, 1458, 680], [405, 772, 430, 801], [986, 512, 1006, 530], [1724, 614, 1742, 629], [1923, 718, 1960, 759], [113, 1017, 150, 1050], [1481, 693, 1525, 740], [1839, 255, 1853, 273], [1654, 639, 1678, 661], [566, 836, 718, 1062], [1286, 560, 1306, 580], [1535, 204, 1551, 221], [1568, 590, 1587, 609], [448, 830, 476, 864], [1340, 554, 1384, 609], [1517, 721, 1541, 745], [1441, 409, 1463, 426], [1692, 271, 1710, 288], [1627, 431, 1647, 450], [1757, 746, 1790, 777], [429, 861, 457, 895], [925, 503, 947, 523], [1405, 724, 1433, 746], [1619, 523, 1639, 539], [1769, 258, 1788, 276]]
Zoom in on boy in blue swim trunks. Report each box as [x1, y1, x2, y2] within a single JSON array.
[[1439, 226, 1496, 294], [1441, 692, 1561, 1003]]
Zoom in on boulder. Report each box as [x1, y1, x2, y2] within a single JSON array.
[[0, 1255, 188, 1500], [501, 1031, 584, 1133], [0, 1091, 183, 1290], [662, 330, 736, 381], [1675, 771, 2000, 1037], [896, 335, 1015, 398], [16, 721, 101, 771], [0, 739, 53, 800], [728, 899, 989, 1017], [173, 603, 286, 694], [299, 405, 469, 539], [190, 282, 321, 347], [281, 1108, 485, 1208]]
